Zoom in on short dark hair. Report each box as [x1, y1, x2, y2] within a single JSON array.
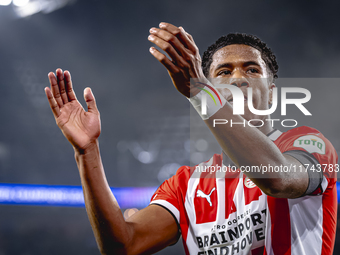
[[202, 33, 279, 81]]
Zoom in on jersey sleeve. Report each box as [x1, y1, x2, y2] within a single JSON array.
[[150, 166, 190, 225], [275, 126, 338, 195]]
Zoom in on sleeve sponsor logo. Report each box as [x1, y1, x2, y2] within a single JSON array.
[[293, 135, 325, 154]]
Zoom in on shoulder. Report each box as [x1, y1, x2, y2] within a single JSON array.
[[277, 126, 338, 181], [150, 153, 222, 203], [278, 126, 321, 138], [275, 126, 336, 155]]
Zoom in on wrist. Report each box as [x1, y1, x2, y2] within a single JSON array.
[[189, 75, 209, 97], [188, 82, 227, 120], [190, 87, 202, 97], [74, 140, 99, 156]]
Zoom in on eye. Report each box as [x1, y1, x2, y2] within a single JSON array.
[[217, 70, 231, 76], [247, 68, 259, 74]]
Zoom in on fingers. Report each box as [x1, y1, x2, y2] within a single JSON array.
[[84, 87, 99, 114], [64, 71, 77, 101], [148, 34, 188, 68], [45, 86, 61, 118], [180, 26, 196, 46], [56, 69, 69, 104], [149, 47, 180, 73], [48, 72, 64, 108], [149, 27, 187, 57], [148, 23, 199, 74], [159, 22, 198, 53]]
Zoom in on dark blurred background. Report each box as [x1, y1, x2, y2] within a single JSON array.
[[0, 0, 339, 254]]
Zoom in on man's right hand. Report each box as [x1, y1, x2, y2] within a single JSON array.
[[45, 69, 101, 151], [148, 22, 206, 98]]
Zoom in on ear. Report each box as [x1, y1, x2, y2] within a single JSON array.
[[268, 83, 276, 104]]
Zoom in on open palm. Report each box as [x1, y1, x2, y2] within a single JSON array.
[[45, 69, 101, 150]]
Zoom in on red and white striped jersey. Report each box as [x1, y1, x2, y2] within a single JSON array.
[[150, 126, 337, 255]]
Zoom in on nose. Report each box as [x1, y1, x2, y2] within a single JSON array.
[[231, 81, 249, 87], [229, 70, 249, 87], [231, 69, 244, 79]]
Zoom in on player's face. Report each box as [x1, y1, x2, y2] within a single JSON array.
[[208, 44, 275, 121]]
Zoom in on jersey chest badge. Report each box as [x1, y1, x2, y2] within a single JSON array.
[[244, 177, 256, 188]]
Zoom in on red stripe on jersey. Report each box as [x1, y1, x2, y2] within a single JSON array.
[[321, 183, 337, 255], [225, 177, 240, 219], [267, 197, 291, 255], [263, 246, 267, 255], [181, 205, 191, 255], [213, 153, 223, 167], [251, 246, 264, 255], [243, 176, 263, 206], [182, 239, 190, 255], [193, 155, 222, 224], [194, 172, 217, 224], [230, 201, 237, 214]]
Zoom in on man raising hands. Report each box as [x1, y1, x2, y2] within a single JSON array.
[[148, 22, 337, 254], [45, 22, 337, 254]]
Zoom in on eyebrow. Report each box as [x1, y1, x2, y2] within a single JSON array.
[[243, 61, 261, 67], [214, 61, 262, 72]]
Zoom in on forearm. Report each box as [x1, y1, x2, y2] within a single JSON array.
[[74, 141, 132, 254], [205, 104, 283, 168], [204, 104, 306, 196], [208, 116, 284, 169]]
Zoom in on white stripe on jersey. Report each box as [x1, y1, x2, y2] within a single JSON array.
[[184, 176, 200, 252], [265, 205, 274, 255], [150, 200, 180, 223], [288, 196, 323, 255], [320, 176, 328, 193], [215, 176, 226, 224]]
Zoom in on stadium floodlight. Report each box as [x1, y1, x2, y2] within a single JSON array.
[[13, 0, 29, 7], [12, 0, 75, 18], [0, 0, 12, 6]]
